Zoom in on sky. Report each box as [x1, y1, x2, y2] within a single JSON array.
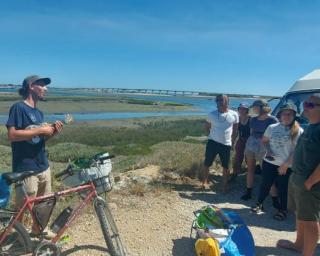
[[0, 0, 319, 96]]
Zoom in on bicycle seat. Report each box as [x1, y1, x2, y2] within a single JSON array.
[[2, 171, 36, 185]]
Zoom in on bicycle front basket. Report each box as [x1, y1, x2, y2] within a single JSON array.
[[62, 153, 112, 188], [94, 176, 113, 194], [0, 174, 11, 208]]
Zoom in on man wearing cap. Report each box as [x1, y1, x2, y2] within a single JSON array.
[[277, 93, 320, 255], [6, 75, 63, 238], [201, 94, 239, 192]]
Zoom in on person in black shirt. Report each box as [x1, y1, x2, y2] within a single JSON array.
[[231, 103, 250, 180], [277, 93, 320, 255]]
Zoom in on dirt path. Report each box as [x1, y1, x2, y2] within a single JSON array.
[[60, 169, 320, 256]]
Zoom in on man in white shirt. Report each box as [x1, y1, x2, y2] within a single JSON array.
[[201, 94, 239, 192]]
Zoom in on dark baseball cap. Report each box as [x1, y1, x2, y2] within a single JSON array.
[[238, 103, 249, 109], [250, 99, 269, 108], [279, 102, 297, 114], [22, 75, 51, 89]]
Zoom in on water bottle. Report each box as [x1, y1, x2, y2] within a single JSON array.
[[50, 207, 73, 233]]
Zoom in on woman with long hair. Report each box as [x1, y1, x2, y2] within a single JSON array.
[[250, 103, 303, 220], [241, 99, 278, 200], [230, 103, 250, 180]]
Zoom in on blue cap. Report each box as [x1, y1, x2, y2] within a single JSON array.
[[238, 103, 249, 109]]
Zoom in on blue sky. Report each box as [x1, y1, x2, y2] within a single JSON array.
[[0, 0, 319, 96]]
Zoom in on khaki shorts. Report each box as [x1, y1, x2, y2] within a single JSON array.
[[15, 167, 51, 209], [288, 175, 320, 222]]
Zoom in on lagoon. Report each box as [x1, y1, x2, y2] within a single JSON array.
[[0, 91, 279, 124]]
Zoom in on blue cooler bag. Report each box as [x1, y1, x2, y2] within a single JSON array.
[[0, 174, 11, 208]]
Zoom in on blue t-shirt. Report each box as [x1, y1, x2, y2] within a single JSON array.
[[6, 101, 49, 173], [249, 115, 278, 138]]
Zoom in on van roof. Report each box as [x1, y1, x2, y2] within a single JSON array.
[[288, 69, 320, 93]]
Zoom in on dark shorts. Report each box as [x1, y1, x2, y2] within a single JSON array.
[[204, 139, 231, 169], [288, 175, 320, 222]]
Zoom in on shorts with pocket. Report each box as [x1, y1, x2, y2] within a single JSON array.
[[15, 167, 51, 209], [288, 174, 320, 222]]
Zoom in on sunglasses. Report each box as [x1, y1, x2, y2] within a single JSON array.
[[303, 101, 320, 109]]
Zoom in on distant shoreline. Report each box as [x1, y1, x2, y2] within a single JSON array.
[[0, 86, 280, 99]]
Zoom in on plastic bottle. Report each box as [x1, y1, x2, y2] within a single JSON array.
[[50, 207, 73, 233]]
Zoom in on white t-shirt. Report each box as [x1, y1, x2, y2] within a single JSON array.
[[263, 123, 304, 166], [207, 109, 239, 146]]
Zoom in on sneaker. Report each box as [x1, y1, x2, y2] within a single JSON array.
[[240, 193, 252, 201], [250, 203, 264, 215]]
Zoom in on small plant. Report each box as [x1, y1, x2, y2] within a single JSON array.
[[129, 183, 146, 197]]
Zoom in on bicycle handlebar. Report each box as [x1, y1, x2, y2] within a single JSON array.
[[55, 165, 73, 179], [97, 154, 115, 162], [55, 154, 115, 179]]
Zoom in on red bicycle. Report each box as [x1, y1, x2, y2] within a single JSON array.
[[0, 153, 126, 256]]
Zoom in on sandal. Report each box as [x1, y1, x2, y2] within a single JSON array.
[[276, 239, 301, 252], [273, 210, 287, 221]]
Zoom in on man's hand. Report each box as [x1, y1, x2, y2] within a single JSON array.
[[304, 179, 313, 191], [278, 163, 289, 176], [53, 120, 63, 134], [40, 125, 56, 137]]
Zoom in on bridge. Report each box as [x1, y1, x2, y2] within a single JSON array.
[[99, 88, 200, 96]]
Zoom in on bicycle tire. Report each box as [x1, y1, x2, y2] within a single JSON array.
[[94, 202, 126, 256], [0, 218, 33, 256]]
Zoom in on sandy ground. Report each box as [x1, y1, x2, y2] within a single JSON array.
[[55, 167, 320, 256]]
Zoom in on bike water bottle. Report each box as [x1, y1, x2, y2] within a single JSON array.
[[50, 207, 73, 233]]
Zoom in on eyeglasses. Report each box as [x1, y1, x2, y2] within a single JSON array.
[[303, 101, 320, 109]]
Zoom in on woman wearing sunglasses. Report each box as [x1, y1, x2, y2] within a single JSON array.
[[250, 103, 303, 221], [277, 93, 320, 255]]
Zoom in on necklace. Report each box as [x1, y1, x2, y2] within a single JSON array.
[[217, 111, 228, 122]]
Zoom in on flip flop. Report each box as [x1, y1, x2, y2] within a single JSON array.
[[276, 239, 300, 253]]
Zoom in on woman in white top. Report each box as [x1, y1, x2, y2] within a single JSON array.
[[251, 103, 303, 221]]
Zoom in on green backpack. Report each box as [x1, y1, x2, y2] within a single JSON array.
[[195, 205, 229, 230]]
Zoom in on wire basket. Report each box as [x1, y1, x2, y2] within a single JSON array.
[[62, 153, 112, 189]]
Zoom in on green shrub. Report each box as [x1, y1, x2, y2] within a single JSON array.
[[0, 145, 12, 172], [138, 141, 205, 177], [48, 142, 106, 162], [48, 119, 206, 156]]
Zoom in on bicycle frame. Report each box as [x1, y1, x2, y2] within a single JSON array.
[[0, 180, 100, 245]]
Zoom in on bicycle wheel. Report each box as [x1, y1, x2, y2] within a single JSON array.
[[0, 217, 33, 256], [94, 201, 126, 256]]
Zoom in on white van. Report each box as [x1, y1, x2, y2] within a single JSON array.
[[272, 69, 320, 127]]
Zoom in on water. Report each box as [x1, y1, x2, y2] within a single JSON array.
[[0, 89, 279, 123]]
